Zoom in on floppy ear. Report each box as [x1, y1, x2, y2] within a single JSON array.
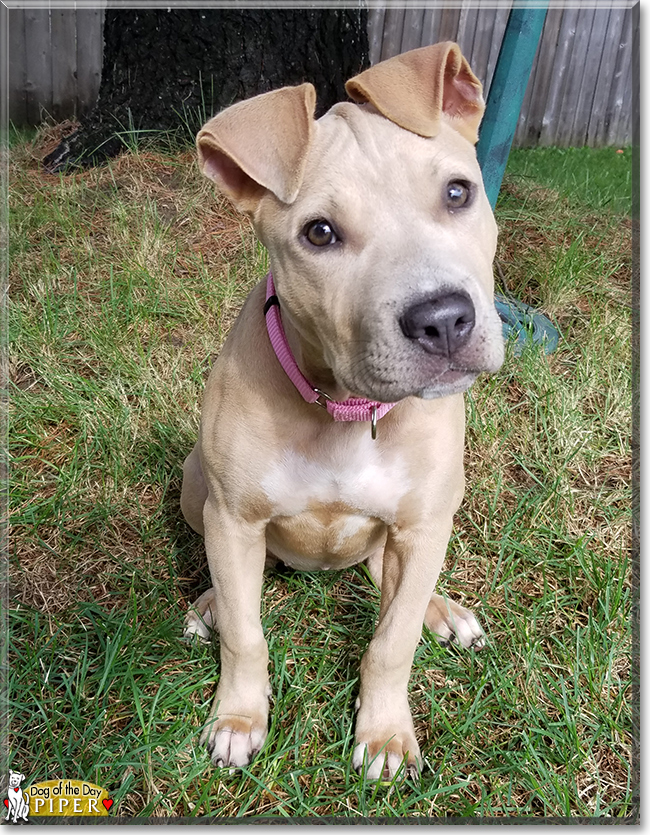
[[345, 42, 484, 144], [196, 83, 317, 212]]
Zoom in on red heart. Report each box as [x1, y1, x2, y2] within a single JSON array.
[[3, 799, 7, 808], [102, 798, 113, 811]]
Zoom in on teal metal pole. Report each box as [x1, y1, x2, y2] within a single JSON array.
[[477, 5, 559, 355], [477, 5, 548, 209]]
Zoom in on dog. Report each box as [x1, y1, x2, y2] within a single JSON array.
[[5, 771, 29, 822], [181, 42, 504, 781]]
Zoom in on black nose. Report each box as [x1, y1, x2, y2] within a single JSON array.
[[400, 292, 475, 356]]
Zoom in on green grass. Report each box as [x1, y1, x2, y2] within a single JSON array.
[[5, 129, 635, 820], [505, 146, 633, 216]]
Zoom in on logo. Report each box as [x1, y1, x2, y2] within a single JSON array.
[[4, 772, 113, 819], [3, 771, 29, 823]]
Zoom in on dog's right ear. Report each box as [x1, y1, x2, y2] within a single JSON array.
[[197, 84, 316, 213]]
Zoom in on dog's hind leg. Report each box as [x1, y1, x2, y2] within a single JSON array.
[[184, 588, 218, 642], [423, 593, 485, 649], [181, 443, 208, 537], [184, 553, 282, 644], [365, 550, 485, 650]]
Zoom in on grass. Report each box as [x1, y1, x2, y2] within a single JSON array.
[[4, 124, 635, 820], [505, 146, 633, 216]]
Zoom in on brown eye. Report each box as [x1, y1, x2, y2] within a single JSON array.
[[446, 181, 471, 209], [305, 220, 337, 246]]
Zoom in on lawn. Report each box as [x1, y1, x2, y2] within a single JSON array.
[[5, 125, 636, 820]]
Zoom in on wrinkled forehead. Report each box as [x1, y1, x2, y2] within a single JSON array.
[[301, 102, 481, 197], [252, 100, 490, 245]]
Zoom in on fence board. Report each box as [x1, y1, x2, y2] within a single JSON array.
[[368, 8, 385, 67], [571, 9, 610, 147], [437, 7, 462, 43], [470, 6, 500, 90], [555, 6, 596, 147], [538, 7, 581, 145], [420, 6, 441, 46], [629, 0, 639, 147], [379, 6, 405, 62], [51, 7, 77, 122], [618, 55, 633, 148], [484, 6, 513, 97], [587, 8, 626, 146], [456, 4, 479, 59], [76, 7, 103, 113], [24, 7, 51, 124], [1, 3, 8, 135], [8, 8, 26, 127], [400, 7, 425, 54], [604, 6, 633, 146], [514, 7, 563, 146]]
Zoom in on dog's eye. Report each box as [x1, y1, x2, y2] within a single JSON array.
[[305, 220, 337, 247], [446, 181, 471, 210]]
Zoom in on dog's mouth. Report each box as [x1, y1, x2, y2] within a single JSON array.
[[415, 367, 480, 399], [433, 367, 477, 385], [341, 363, 481, 404]]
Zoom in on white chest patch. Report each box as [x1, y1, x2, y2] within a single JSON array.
[[260, 434, 412, 522]]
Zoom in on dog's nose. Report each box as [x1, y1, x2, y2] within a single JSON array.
[[400, 292, 475, 356]]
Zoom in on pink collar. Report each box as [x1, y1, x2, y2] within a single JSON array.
[[264, 273, 396, 439]]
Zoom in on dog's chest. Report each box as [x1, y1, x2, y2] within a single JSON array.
[[261, 436, 412, 570], [261, 435, 411, 519]]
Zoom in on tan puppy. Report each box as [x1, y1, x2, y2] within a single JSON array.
[[181, 43, 504, 781]]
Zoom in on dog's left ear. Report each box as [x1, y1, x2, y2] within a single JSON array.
[[345, 42, 484, 144]]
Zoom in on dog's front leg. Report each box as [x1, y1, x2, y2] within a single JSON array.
[[353, 518, 454, 781], [199, 495, 270, 769]]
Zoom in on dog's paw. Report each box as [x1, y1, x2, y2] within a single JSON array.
[[200, 685, 271, 769], [352, 733, 422, 782], [425, 593, 485, 649], [353, 699, 422, 782], [201, 711, 268, 769], [183, 588, 217, 643]]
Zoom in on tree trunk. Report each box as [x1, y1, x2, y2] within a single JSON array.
[[43, 8, 369, 172]]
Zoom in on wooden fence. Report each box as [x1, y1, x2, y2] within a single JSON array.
[[7, 4, 634, 147], [369, 4, 634, 147], [8, 6, 103, 127]]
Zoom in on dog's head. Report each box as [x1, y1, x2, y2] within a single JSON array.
[[197, 43, 504, 402], [8, 771, 25, 788]]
